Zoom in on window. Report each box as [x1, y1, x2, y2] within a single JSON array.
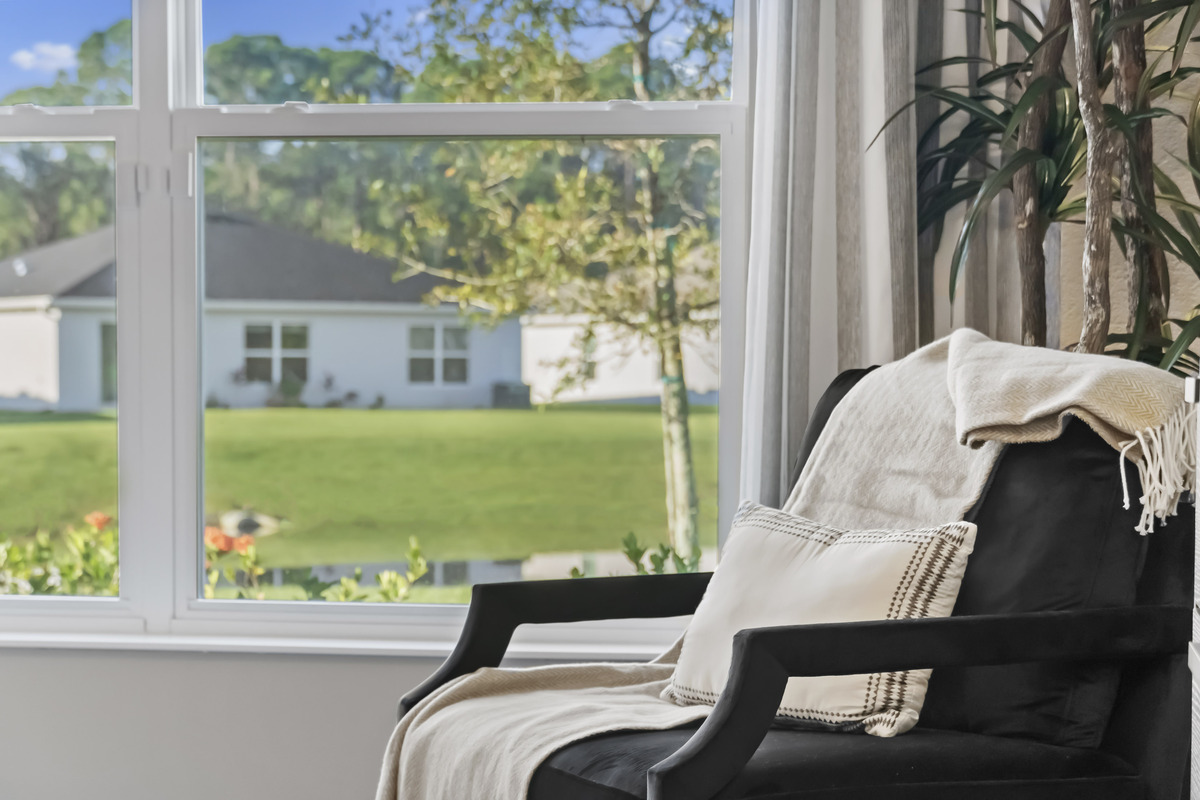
[[243, 324, 273, 382], [239, 322, 309, 386], [0, 0, 749, 652], [409, 323, 469, 385], [409, 326, 436, 384], [101, 323, 118, 404], [0, 139, 120, 598], [443, 327, 469, 384]]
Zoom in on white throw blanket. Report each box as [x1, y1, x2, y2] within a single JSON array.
[[375, 650, 710, 800], [377, 329, 1195, 800]]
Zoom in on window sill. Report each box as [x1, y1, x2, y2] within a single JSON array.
[[0, 619, 684, 661]]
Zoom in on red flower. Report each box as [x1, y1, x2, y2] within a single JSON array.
[[204, 527, 233, 553], [232, 535, 255, 555], [84, 512, 113, 530]]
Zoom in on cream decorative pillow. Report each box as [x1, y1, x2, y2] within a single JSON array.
[[665, 502, 976, 737]]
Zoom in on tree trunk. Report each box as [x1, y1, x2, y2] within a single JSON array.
[[1071, 0, 1115, 354], [631, 6, 697, 562], [1112, 0, 1168, 338], [1014, 0, 1071, 347], [657, 327, 700, 565]]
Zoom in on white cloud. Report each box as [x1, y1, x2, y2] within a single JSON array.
[[10, 42, 77, 73]]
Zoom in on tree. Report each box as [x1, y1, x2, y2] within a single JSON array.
[[0, 19, 129, 258], [336, 0, 729, 561], [1, 19, 132, 106]]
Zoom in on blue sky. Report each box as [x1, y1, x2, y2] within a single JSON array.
[[0, 1, 728, 99]]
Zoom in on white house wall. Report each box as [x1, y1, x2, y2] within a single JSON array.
[[0, 307, 60, 410], [57, 307, 116, 412], [521, 314, 720, 405], [204, 306, 523, 410]]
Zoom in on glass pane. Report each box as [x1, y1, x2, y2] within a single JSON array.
[[281, 324, 308, 350], [0, 141, 119, 597], [200, 136, 719, 603], [444, 327, 468, 352], [244, 357, 272, 383], [408, 358, 435, 384], [443, 358, 468, 384], [244, 324, 272, 349], [281, 356, 308, 384], [410, 326, 435, 352], [202, 0, 734, 105], [101, 323, 118, 403], [0, 3, 132, 106]]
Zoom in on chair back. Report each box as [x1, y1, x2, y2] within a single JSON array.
[[794, 369, 1193, 800]]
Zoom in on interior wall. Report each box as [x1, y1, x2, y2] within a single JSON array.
[[0, 649, 443, 800]]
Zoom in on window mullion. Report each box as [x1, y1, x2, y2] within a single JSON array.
[[118, 0, 177, 632]]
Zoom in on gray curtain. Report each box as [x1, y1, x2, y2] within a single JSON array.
[[739, 0, 1028, 510]]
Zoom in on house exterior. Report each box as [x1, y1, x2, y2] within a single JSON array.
[[520, 314, 720, 406], [0, 215, 523, 412], [0, 215, 718, 412]]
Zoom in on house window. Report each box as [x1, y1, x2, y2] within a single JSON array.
[[443, 327, 469, 384], [280, 325, 309, 385], [0, 0, 748, 652], [243, 325, 273, 382], [242, 323, 308, 384], [408, 324, 469, 385], [409, 326, 436, 384]]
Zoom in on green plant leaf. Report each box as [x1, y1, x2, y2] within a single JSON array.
[[986, 0, 998, 64], [1173, 1, 1200, 75], [949, 148, 1049, 300], [1000, 75, 1068, 147], [1160, 315, 1200, 371], [1189, 91, 1200, 198]]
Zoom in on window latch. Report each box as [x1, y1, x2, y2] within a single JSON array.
[[2, 103, 48, 115], [270, 101, 312, 114]]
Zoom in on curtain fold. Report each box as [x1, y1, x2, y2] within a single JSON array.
[[739, 0, 1027, 510]]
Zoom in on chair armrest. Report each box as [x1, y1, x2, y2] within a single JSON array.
[[647, 605, 1190, 800], [398, 572, 712, 717]]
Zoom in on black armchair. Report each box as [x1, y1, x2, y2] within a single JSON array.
[[400, 370, 1195, 800]]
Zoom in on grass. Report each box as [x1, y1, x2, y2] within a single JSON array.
[[0, 405, 718, 569]]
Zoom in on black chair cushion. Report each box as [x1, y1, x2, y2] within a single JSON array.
[[528, 724, 1142, 800], [918, 418, 1149, 748]]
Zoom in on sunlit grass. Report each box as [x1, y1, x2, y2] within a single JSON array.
[[0, 405, 718, 569]]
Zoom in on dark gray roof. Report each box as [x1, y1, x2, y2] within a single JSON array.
[[0, 227, 115, 300], [0, 214, 447, 304]]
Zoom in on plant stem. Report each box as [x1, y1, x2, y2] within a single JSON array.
[[1071, 0, 1115, 354], [1014, 0, 1071, 347], [1112, 0, 1167, 341]]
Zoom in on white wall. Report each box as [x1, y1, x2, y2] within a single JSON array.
[[204, 307, 523, 410], [0, 309, 60, 410], [522, 314, 720, 405], [57, 307, 116, 412], [0, 649, 443, 800]]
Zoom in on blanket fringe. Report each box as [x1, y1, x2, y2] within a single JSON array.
[[1118, 402, 1197, 534]]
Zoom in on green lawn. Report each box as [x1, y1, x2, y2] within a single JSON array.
[[0, 406, 718, 569]]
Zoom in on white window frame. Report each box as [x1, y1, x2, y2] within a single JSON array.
[[0, 0, 751, 659]]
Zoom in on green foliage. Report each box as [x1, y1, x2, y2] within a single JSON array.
[[321, 536, 430, 602], [908, 0, 1200, 372], [620, 531, 700, 575], [1, 19, 132, 107], [0, 514, 118, 596]]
